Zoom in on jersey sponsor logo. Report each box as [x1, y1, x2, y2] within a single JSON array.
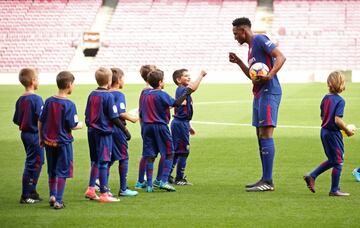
[[113, 105, 118, 113], [120, 102, 126, 110], [74, 114, 79, 123]]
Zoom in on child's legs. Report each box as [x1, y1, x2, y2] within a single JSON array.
[[45, 146, 58, 197], [142, 124, 159, 186], [137, 157, 147, 183], [54, 144, 73, 202], [156, 155, 165, 181], [156, 125, 174, 183], [21, 132, 44, 195], [97, 134, 112, 193], [145, 157, 155, 187], [171, 120, 190, 179]]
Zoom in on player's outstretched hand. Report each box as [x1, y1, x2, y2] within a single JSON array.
[[200, 70, 207, 78], [229, 52, 240, 64], [345, 125, 356, 137]]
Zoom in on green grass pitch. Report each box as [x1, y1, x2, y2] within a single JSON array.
[[0, 83, 359, 227]]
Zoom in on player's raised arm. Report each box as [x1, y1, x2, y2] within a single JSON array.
[[188, 70, 207, 92], [229, 52, 250, 79]]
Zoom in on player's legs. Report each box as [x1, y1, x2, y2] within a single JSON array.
[[45, 146, 58, 203], [142, 124, 158, 192], [247, 94, 280, 192], [20, 132, 44, 202]]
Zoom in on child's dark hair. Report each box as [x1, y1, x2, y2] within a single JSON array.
[[18, 68, 37, 87], [147, 69, 164, 88], [172, 68, 188, 85], [111, 67, 124, 86], [232, 17, 251, 28], [56, 71, 75, 90], [139, 65, 157, 82]]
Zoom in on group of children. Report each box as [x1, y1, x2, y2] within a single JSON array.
[[13, 65, 206, 209], [13, 65, 359, 210]]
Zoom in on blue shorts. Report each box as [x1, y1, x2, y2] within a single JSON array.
[[88, 129, 112, 162], [21, 132, 44, 172], [112, 127, 128, 161], [45, 143, 73, 178], [142, 123, 173, 158], [171, 119, 190, 154], [252, 93, 281, 127], [321, 128, 344, 165]]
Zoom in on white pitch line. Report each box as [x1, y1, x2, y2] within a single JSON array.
[[191, 120, 320, 129]]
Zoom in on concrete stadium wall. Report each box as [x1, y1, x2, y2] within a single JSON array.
[[1, 70, 360, 85]]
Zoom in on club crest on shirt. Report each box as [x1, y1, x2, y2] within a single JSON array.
[[120, 102, 126, 110]]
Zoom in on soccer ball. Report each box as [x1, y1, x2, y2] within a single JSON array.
[[249, 62, 269, 81]]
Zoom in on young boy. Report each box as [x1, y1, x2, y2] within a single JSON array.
[[13, 68, 44, 204], [38, 71, 83, 209], [135, 64, 160, 189], [304, 71, 355, 196], [84, 67, 130, 202], [140, 69, 205, 192], [109, 67, 139, 196], [170, 69, 206, 185]]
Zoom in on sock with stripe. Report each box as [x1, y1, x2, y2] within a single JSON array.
[[146, 162, 154, 187], [176, 155, 188, 180], [22, 169, 31, 197], [119, 159, 128, 192], [260, 138, 275, 181], [170, 154, 179, 177], [156, 155, 165, 181], [56, 177, 66, 203], [88, 162, 98, 187], [138, 157, 146, 183], [98, 162, 109, 193], [331, 164, 342, 192], [310, 160, 333, 179], [48, 176, 57, 197], [161, 158, 173, 183]]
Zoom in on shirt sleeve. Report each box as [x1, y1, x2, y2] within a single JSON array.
[[257, 35, 276, 56], [161, 91, 176, 107], [335, 99, 345, 117], [13, 99, 20, 125], [118, 93, 126, 114], [108, 94, 119, 119], [65, 102, 78, 129], [39, 100, 48, 123], [34, 96, 44, 119]]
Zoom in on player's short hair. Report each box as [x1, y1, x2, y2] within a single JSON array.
[[147, 69, 164, 88], [18, 68, 37, 87], [95, 67, 112, 86], [232, 17, 252, 28], [139, 65, 157, 82], [172, 68, 188, 85], [111, 67, 124, 86], [327, 71, 345, 94], [56, 71, 75, 90]]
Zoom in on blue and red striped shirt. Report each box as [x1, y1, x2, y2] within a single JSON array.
[[39, 96, 78, 145], [321, 94, 345, 131], [85, 88, 119, 134], [173, 86, 193, 121], [140, 89, 175, 125], [248, 34, 281, 97], [13, 93, 43, 133]]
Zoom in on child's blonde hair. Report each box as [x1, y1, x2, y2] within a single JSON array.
[[111, 68, 124, 86], [18, 68, 37, 87], [95, 67, 112, 86], [327, 71, 345, 94]]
